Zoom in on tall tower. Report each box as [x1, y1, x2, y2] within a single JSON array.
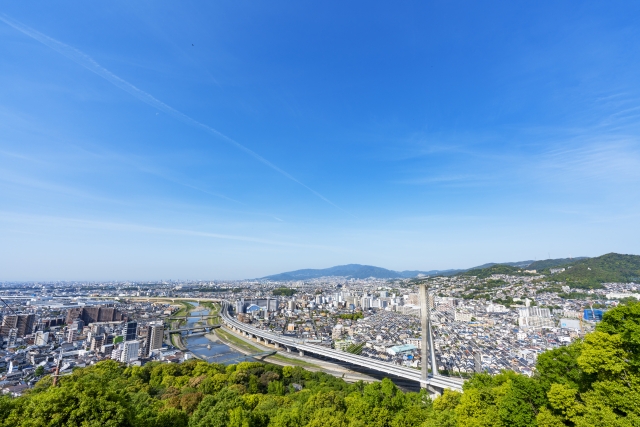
[[125, 321, 138, 342], [419, 283, 438, 382]]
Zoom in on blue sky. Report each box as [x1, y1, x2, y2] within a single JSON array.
[[1, 2, 640, 280]]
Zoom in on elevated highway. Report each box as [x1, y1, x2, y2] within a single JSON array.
[[220, 301, 464, 393]]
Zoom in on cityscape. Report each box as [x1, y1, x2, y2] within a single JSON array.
[[1, 253, 637, 398], [2, 1, 640, 426]]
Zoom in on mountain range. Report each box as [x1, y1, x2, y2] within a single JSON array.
[[259, 257, 588, 280]]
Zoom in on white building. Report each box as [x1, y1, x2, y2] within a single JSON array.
[[332, 324, 344, 340], [455, 310, 473, 322], [120, 340, 140, 363], [486, 303, 508, 313], [606, 292, 640, 300], [560, 318, 581, 330], [518, 316, 555, 328], [361, 296, 372, 310], [34, 331, 49, 346], [518, 307, 551, 318]]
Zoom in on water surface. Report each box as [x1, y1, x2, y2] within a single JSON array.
[[183, 302, 253, 364]]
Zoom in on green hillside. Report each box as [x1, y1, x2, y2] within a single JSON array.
[[527, 257, 588, 271], [461, 263, 524, 278], [1, 301, 639, 426], [546, 253, 640, 289]]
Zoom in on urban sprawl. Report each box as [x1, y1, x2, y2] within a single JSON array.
[[0, 270, 637, 396]]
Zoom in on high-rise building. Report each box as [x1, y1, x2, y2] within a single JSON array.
[[361, 296, 372, 310], [17, 314, 35, 337], [121, 340, 140, 363], [90, 335, 104, 352], [1, 314, 36, 338], [0, 315, 17, 337], [82, 307, 100, 325], [66, 307, 83, 325], [97, 307, 116, 322], [66, 306, 123, 325], [143, 323, 164, 357], [235, 299, 245, 314], [125, 321, 137, 342]]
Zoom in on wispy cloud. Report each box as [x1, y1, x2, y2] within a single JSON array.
[[0, 169, 133, 206], [536, 139, 640, 182], [0, 211, 333, 249], [0, 14, 352, 217], [0, 147, 288, 222]]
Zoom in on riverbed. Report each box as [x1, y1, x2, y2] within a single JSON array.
[[183, 303, 254, 364]]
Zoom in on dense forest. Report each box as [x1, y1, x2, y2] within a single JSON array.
[[544, 253, 640, 289], [1, 301, 639, 426], [456, 253, 640, 289], [461, 264, 525, 278]]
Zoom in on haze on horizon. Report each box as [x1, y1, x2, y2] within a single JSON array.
[[1, 2, 640, 281]]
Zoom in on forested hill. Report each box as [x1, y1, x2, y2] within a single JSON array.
[[454, 253, 639, 288], [259, 257, 579, 280], [1, 302, 639, 426], [460, 263, 526, 278], [544, 252, 640, 288], [526, 257, 588, 271]]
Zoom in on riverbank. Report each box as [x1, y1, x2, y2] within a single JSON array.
[[213, 324, 379, 383]]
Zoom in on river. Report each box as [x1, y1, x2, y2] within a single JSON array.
[[182, 302, 253, 364]]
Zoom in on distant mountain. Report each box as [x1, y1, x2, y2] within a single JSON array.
[[261, 264, 405, 281], [398, 269, 464, 278], [262, 254, 624, 283], [259, 257, 576, 281], [544, 253, 640, 289]]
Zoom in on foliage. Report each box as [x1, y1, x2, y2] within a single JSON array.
[[338, 312, 364, 320], [3, 301, 640, 426], [272, 288, 297, 297], [173, 301, 195, 317], [461, 264, 523, 278], [547, 252, 640, 289], [526, 257, 588, 271], [345, 342, 365, 355]]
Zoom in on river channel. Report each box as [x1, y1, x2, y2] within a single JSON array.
[[182, 302, 253, 364]]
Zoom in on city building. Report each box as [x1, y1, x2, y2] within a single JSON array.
[[120, 340, 139, 363], [125, 321, 137, 342], [143, 323, 164, 357]]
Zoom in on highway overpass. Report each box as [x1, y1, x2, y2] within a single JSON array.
[[220, 301, 464, 393]]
